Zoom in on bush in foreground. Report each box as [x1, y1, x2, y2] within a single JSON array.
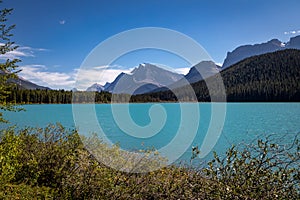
[[0, 124, 299, 199]]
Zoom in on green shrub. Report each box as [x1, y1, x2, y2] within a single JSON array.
[[203, 134, 300, 199], [0, 124, 299, 199], [0, 127, 23, 183], [0, 183, 56, 199]]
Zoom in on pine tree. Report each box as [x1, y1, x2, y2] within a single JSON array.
[[0, 1, 21, 122]]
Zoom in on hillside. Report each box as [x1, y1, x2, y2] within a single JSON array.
[[134, 49, 300, 102], [10, 77, 50, 90], [0, 70, 50, 90]]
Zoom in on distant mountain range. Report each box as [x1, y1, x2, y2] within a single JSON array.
[[86, 61, 221, 94], [73, 61, 219, 103], [7, 76, 49, 90], [149, 61, 220, 93], [135, 49, 300, 102], [84, 35, 300, 95], [88, 63, 184, 95], [12, 34, 300, 98], [222, 35, 300, 69], [86, 83, 105, 92], [9, 49, 300, 103]]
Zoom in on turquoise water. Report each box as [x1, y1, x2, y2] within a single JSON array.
[[1, 103, 300, 163]]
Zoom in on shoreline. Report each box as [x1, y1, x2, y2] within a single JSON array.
[[17, 101, 300, 106]]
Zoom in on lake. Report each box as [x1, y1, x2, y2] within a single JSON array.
[[1, 103, 300, 165]]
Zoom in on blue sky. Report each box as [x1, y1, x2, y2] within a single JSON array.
[[1, 0, 300, 89]]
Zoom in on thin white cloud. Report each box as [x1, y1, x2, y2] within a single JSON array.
[[18, 46, 48, 52], [19, 65, 75, 90], [0, 43, 47, 60], [19, 64, 135, 90], [59, 20, 66, 25], [284, 29, 300, 35], [93, 66, 108, 70], [0, 50, 31, 60]]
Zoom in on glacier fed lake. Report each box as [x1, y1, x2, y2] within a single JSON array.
[[1, 103, 300, 163]]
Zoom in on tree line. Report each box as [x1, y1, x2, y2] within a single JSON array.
[[140, 49, 300, 102], [6, 89, 113, 104], [5, 49, 300, 104]]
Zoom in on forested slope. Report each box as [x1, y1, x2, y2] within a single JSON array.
[[137, 49, 300, 102]]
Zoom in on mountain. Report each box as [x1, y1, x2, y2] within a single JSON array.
[[222, 35, 300, 69], [105, 63, 183, 94], [86, 83, 104, 92], [104, 72, 126, 93], [149, 61, 220, 93], [286, 35, 300, 49], [0, 70, 50, 90], [134, 49, 300, 102], [11, 77, 50, 90], [184, 61, 220, 83], [103, 82, 111, 90]]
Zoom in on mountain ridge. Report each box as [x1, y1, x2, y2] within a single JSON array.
[[102, 63, 183, 94], [134, 49, 300, 102], [86, 83, 104, 92], [148, 60, 219, 93], [222, 35, 300, 69]]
